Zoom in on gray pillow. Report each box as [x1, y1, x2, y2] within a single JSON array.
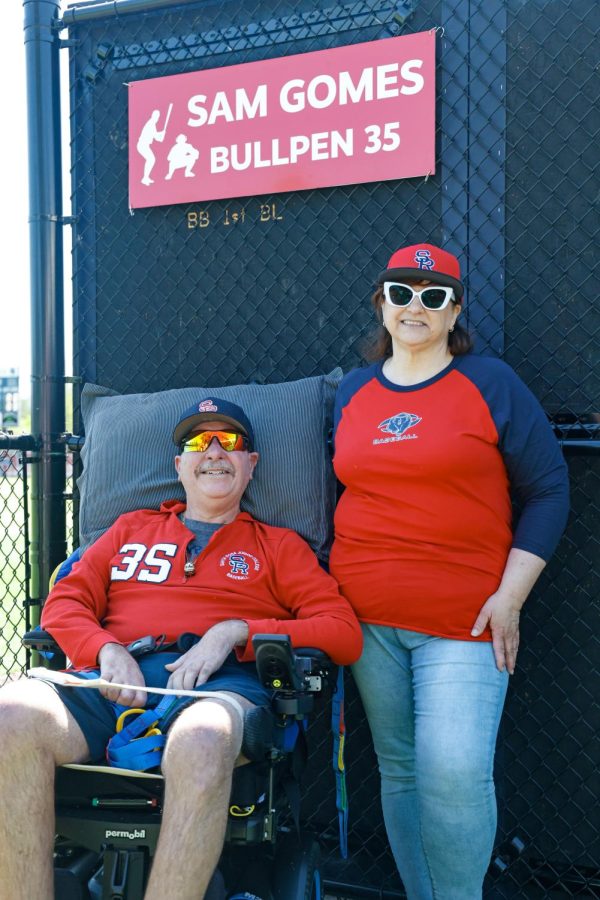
[[78, 370, 342, 561]]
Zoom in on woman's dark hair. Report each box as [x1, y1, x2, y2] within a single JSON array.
[[362, 286, 474, 362]]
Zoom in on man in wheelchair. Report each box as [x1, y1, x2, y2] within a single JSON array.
[[0, 397, 362, 900]]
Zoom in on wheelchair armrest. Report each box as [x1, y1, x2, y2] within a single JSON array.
[[252, 634, 333, 694], [22, 628, 62, 653]]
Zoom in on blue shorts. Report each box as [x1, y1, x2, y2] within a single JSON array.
[[50, 651, 272, 763]]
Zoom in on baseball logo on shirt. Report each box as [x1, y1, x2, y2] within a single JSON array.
[[373, 412, 421, 445], [220, 551, 261, 580]]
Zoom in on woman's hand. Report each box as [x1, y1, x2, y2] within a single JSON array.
[[471, 548, 547, 675], [165, 620, 249, 691], [97, 642, 148, 707], [471, 592, 521, 674]]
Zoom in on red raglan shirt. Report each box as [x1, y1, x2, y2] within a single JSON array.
[[330, 354, 570, 641], [41, 502, 363, 668]]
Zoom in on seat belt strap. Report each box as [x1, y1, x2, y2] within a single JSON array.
[[105, 689, 246, 771], [107, 694, 175, 771]]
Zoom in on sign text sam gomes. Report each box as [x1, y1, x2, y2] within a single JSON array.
[[128, 31, 435, 208], [189, 59, 425, 171]]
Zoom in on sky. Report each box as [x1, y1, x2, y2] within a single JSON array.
[[1, 1, 71, 394], [1, 4, 30, 387]]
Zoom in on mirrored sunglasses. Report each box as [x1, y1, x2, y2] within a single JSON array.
[[181, 431, 249, 453], [383, 282, 456, 311]]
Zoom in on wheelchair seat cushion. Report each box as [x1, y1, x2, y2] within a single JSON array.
[[77, 370, 342, 561], [48, 651, 271, 763]]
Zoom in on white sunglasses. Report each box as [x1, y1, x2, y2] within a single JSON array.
[[383, 282, 456, 311]]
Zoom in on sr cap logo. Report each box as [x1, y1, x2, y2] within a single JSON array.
[[173, 397, 255, 448], [377, 242, 464, 300]]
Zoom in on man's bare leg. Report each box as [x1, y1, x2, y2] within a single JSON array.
[[0, 679, 90, 900], [145, 693, 252, 900]]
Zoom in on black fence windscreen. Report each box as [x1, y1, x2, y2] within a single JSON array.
[[57, 0, 600, 895]]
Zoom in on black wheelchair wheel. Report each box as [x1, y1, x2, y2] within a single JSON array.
[[272, 833, 321, 900]]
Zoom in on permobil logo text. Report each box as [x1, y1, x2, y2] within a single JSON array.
[[105, 829, 146, 841]]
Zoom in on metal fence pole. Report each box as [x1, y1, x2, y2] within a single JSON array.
[[23, 0, 66, 613]]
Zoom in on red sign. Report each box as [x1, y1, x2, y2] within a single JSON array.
[[128, 31, 435, 209]]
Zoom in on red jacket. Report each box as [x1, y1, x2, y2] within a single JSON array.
[[41, 501, 362, 668]]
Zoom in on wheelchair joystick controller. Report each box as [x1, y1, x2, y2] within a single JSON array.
[[252, 634, 332, 717]]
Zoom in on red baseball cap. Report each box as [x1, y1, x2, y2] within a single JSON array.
[[377, 243, 464, 300]]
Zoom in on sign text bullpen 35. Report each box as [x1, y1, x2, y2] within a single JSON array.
[[128, 31, 435, 208]]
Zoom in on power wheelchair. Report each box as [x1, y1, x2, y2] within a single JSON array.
[[23, 627, 335, 900]]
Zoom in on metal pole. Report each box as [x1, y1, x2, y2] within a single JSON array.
[[23, 0, 66, 614], [61, 0, 208, 26]]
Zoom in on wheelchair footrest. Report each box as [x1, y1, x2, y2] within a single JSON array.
[[102, 847, 148, 899], [54, 848, 99, 900]]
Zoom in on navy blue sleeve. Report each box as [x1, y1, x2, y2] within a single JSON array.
[[333, 364, 379, 445], [456, 355, 570, 561]]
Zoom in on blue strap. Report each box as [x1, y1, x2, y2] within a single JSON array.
[[62, 671, 185, 770], [314, 869, 322, 900], [107, 694, 176, 771], [228, 895, 264, 899], [50, 547, 82, 589], [107, 732, 166, 770], [332, 666, 348, 858], [282, 719, 300, 752], [40, 550, 83, 658], [71, 668, 102, 682]]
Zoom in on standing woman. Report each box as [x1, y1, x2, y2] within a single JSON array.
[[330, 243, 570, 899]]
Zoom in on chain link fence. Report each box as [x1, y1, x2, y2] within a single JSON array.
[[0, 438, 76, 685], [302, 455, 600, 899], [0, 447, 31, 682], [2, 0, 598, 895]]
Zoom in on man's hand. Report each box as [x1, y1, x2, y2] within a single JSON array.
[[471, 592, 521, 675], [165, 620, 249, 691], [97, 642, 148, 707]]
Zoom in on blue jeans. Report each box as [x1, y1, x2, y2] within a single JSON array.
[[352, 625, 509, 900]]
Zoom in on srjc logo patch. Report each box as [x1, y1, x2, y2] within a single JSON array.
[[198, 399, 218, 412], [414, 248, 435, 271], [220, 551, 261, 580]]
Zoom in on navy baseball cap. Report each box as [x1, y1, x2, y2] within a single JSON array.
[[173, 398, 255, 449]]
